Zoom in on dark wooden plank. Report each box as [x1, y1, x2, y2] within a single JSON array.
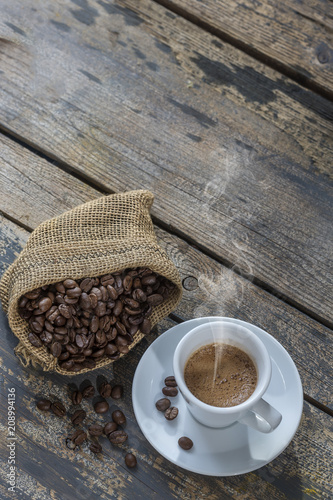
[[0, 136, 332, 411], [156, 0, 333, 98], [1, 308, 333, 499], [0, 0, 332, 325]]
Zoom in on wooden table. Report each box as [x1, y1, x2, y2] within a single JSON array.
[[0, 0, 332, 498]]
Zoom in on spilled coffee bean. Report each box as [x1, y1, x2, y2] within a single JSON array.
[[112, 410, 126, 425], [164, 376, 177, 387], [71, 390, 83, 405], [71, 409, 86, 426], [51, 401, 66, 417], [125, 453, 137, 468], [88, 424, 104, 436], [111, 384, 123, 400], [178, 436, 193, 450], [94, 401, 109, 414], [165, 407, 178, 420], [109, 430, 128, 444], [37, 399, 51, 411], [155, 398, 171, 412], [82, 385, 95, 399], [162, 386, 178, 397], [89, 441, 102, 454], [99, 382, 112, 399]]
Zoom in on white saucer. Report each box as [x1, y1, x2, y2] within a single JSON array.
[[132, 317, 303, 476]]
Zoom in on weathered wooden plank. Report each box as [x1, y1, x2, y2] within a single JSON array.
[[0, 136, 332, 410], [0, 0, 332, 325], [156, 0, 333, 98], [1, 311, 332, 500]]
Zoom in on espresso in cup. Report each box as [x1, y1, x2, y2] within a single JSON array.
[[184, 343, 257, 407]]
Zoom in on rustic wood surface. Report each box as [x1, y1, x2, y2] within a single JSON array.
[[0, 0, 332, 326], [156, 0, 333, 98], [0, 0, 332, 498], [0, 135, 332, 411]]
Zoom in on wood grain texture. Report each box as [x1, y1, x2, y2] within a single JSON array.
[[0, 136, 332, 411], [156, 0, 333, 97], [0, 0, 332, 325], [1, 308, 333, 500]]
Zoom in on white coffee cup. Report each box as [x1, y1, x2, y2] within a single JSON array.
[[173, 320, 282, 432]]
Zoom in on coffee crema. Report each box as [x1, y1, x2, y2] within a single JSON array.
[[184, 343, 257, 407]]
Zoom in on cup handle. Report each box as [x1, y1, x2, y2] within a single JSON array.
[[238, 398, 282, 433]]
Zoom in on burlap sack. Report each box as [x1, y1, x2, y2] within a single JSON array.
[[0, 190, 182, 375]]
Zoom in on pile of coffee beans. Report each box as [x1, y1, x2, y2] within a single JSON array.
[[36, 380, 137, 468], [18, 268, 175, 371], [155, 375, 193, 450]]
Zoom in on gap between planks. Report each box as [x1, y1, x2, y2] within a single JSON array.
[[1, 127, 332, 333], [151, 0, 333, 102]]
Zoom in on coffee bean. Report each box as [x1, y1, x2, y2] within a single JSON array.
[[69, 429, 87, 446], [90, 441, 102, 454], [50, 342, 62, 358], [162, 386, 178, 397], [82, 385, 95, 399], [164, 376, 177, 387], [99, 382, 112, 398], [104, 422, 118, 435], [71, 409, 86, 425], [165, 407, 178, 420], [155, 398, 171, 412], [111, 385, 123, 400], [51, 401, 66, 417], [178, 436, 193, 450], [125, 453, 137, 468], [36, 398, 51, 411], [88, 424, 104, 436], [108, 430, 128, 444], [71, 390, 83, 405], [94, 401, 109, 414], [112, 410, 126, 425], [18, 269, 175, 372], [28, 332, 43, 348]]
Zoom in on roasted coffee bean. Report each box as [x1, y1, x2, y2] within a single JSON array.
[[28, 332, 43, 347], [88, 424, 104, 436], [80, 278, 94, 293], [71, 390, 83, 405], [71, 409, 86, 425], [108, 430, 128, 444], [90, 441, 102, 454], [104, 422, 118, 435], [164, 376, 177, 387], [112, 410, 126, 425], [140, 318, 151, 334], [38, 297, 52, 313], [40, 330, 53, 344], [147, 294, 164, 306], [18, 269, 174, 372], [178, 436, 193, 450], [155, 398, 171, 412], [37, 398, 51, 411], [69, 429, 87, 446], [125, 453, 137, 468], [50, 342, 62, 358], [162, 386, 178, 397], [165, 407, 178, 420], [51, 401, 66, 417], [99, 382, 112, 398], [111, 385, 123, 400], [94, 401, 109, 414], [82, 385, 95, 399]]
